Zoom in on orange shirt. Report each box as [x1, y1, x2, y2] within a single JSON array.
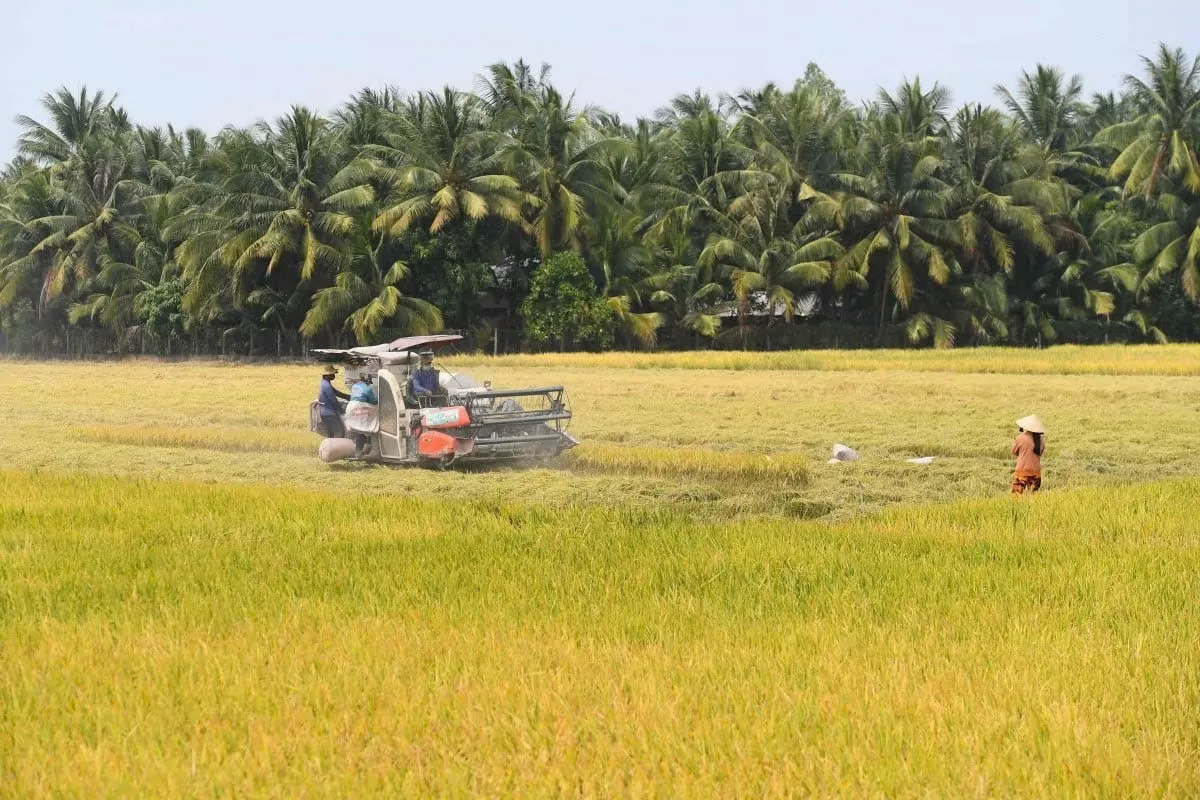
[[1011, 432, 1044, 477]]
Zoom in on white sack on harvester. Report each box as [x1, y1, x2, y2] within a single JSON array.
[[344, 400, 380, 434], [318, 437, 357, 463]]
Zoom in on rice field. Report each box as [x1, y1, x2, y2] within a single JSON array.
[[5, 349, 1200, 519], [2, 346, 1200, 795], [446, 342, 1200, 376]]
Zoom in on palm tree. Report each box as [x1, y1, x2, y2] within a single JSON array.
[[503, 84, 618, 256], [945, 105, 1059, 276], [665, 105, 751, 196], [994, 65, 1106, 186], [15, 87, 117, 166], [902, 273, 1010, 348], [1053, 191, 1141, 319], [603, 119, 675, 200], [1095, 45, 1200, 196], [644, 221, 725, 343], [175, 107, 373, 317], [301, 215, 442, 344], [368, 87, 524, 236], [723, 83, 782, 119], [242, 286, 303, 355], [951, 273, 1011, 345], [733, 81, 852, 204], [631, 107, 761, 249], [4, 88, 148, 328], [803, 89, 958, 340], [656, 90, 722, 127], [1133, 189, 1200, 301], [995, 65, 1086, 153], [28, 134, 145, 308], [875, 77, 952, 138], [476, 59, 553, 129], [699, 184, 842, 326], [1080, 92, 1135, 140], [334, 86, 405, 150], [587, 203, 662, 345], [68, 189, 182, 341], [0, 168, 63, 316]]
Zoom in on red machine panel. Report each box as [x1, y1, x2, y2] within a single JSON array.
[[417, 430, 457, 458], [419, 406, 470, 429]]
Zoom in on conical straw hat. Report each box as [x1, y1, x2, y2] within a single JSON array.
[[1016, 414, 1046, 434]]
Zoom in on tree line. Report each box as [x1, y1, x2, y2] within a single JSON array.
[[1, 47, 1199, 356]]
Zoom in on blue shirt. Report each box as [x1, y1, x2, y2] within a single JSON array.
[[350, 382, 378, 404], [318, 378, 348, 417], [411, 367, 439, 395]]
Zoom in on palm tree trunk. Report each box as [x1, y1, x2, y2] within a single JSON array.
[[876, 281, 890, 346], [1146, 138, 1169, 197]]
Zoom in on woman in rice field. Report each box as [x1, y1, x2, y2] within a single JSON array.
[[1011, 415, 1046, 495]]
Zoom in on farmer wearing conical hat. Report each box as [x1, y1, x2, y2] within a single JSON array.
[[1011, 414, 1046, 495], [317, 366, 350, 439]]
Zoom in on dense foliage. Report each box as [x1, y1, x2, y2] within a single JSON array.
[[2, 47, 1199, 354], [519, 252, 615, 351]]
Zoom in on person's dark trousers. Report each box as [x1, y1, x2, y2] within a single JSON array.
[[321, 414, 346, 439]]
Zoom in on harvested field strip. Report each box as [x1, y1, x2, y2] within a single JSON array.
[[72, 426, 811, 487], [5, 359, 1197, 520], [448, 343, 1200, 376], [72, 424, 316, 456], [565, 442, 810, 486]]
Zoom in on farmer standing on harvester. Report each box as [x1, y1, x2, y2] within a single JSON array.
[[348, 373, 378, 458], [317, 367, 350, 439]]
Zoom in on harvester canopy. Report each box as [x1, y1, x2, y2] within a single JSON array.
[[311, 334, 464, 365]]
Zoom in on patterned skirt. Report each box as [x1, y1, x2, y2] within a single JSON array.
[[1011, 473, 1042, 494]]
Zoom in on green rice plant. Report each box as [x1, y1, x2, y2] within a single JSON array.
[[1, 469, 1198, 796]]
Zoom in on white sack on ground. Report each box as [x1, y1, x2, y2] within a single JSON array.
[[318, 438, 357, 463], [830, 444, 859, 462], [344, 401, 379, 434], [906, 456, 936, 465]]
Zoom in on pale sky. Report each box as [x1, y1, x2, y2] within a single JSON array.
[[1, 0, 1196, 160]]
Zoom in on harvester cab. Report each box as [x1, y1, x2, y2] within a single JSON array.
[[308, 334, 578, 467]]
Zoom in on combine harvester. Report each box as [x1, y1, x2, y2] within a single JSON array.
[[309, 334, 578, 468]]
